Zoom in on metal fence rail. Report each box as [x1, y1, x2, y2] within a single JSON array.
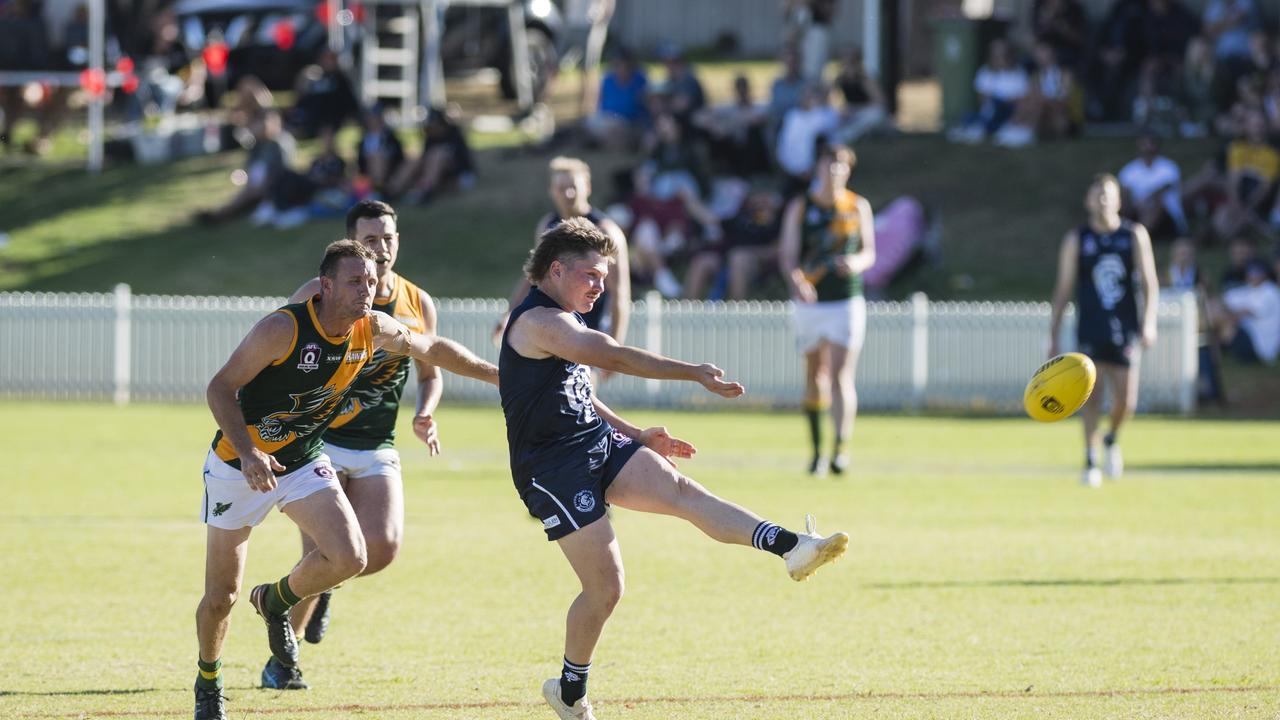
[[0, 287, 1198, 413]]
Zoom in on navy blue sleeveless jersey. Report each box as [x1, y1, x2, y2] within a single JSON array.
[[1076, 223, 1140, 348], [500, 287, 611, 478], [544, 208, 611, 333]]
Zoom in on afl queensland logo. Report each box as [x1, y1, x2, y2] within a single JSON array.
[[573, 490, 596, 513], [297, 343, 322, 373]]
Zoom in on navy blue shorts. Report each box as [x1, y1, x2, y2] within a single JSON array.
[[1078, 337, 1138, 368], [515, 427, 643, 541]]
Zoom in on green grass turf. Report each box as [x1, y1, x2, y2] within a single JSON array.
[[1, 400, 1277, 718]]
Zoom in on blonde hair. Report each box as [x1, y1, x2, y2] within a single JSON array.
[[549, 156, 591, 182]]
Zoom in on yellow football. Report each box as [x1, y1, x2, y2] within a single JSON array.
[[1023, 352, 1097, 422]]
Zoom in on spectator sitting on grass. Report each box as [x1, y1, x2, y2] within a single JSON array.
[[252, 127, 350, 230], [195, 110, 295, 225], [357, 105, 405, 195], [386, 106, 475, 205], [768, 49, 807, 139], [1201, 0, 1264, 83], [993, 40, 1077, 147], [832, 46, 889, 145], [682, 189, 783, 300], [1118, 134, 1189, 238], [1216, 259, 1280, 364], [946, 38, 1029, 144], [776, 82, 839, 194], [1212, 109, 1279, 241], [287, 50, 359, 139], [692, 74, 770, 177], [656, 43, 706, 126], [583, 49, 649, 150]]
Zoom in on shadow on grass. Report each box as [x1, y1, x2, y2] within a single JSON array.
[[1134, 462, 1280, 474], [0, 688, 161, 697], [865, 576, 1280, 590]]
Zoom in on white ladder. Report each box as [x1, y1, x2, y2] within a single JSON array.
[[359, 0, 422, 120]]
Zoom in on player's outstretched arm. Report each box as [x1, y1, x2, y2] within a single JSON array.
[[371, 311, 498, 386], [521, 308, 743, 398], [593, 396, 696, 461], [1048, 230, 1079, 357], [206, 312, 293, 492]]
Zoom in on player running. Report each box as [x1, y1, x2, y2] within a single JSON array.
[[195, 241, 497, 720], [494, 156, 631, 361], [779, 143, 876, 476], [277, 201, 442, 685], [499, 217, 849, 720], [1049, 174, 1159, 487]]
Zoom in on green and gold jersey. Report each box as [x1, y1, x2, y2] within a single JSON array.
[[211, 298, 375, 473], [323, 274, 429, 451], [800, 189, 864, 302]]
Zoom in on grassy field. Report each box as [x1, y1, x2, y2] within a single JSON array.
[[2, 401, 1277, 719]]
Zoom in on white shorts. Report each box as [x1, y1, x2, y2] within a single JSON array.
[[201, 451, 341, 530], [793, 296, 866, 353], [323, 444, 402, 481]]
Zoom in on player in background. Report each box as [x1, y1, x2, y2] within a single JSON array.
[[278, 201, 441, 686], [500, 217, 849, 720], [195, 241, 498, 720], [779, 143, 876, 476], [1049, 174, 1159, 487], [494, 156, 631, 376]]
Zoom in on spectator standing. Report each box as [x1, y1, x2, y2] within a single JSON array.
[[1085, 0, 1148, 122], [1032, 0, 1089, 69], [785, 0, 837, 81], [947, 39, 1029, 144], [1180, 36, 1218, 136], [1118, 134, 1189, 238]]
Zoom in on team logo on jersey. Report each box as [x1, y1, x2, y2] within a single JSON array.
[[610, 430, 633, 448], [297, 343, 322, 373], [563, 364, 597, 422], [573, 490, 596, 513], [1092, 254, 1128, 310], [211, 501, 233, 517], [314, 464, 335, 480]]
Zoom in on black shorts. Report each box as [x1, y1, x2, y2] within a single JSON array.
[[515, 427, 643, 541], [1078, 336, 1138, 368]]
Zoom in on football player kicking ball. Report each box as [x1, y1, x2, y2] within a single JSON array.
[[499, 217, 849, 719], [195, 241, 498, 720], [278, 201, 443, 688], [1049, 174, 1158, 487]]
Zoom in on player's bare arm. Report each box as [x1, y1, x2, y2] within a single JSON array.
[[369, 310, 499, 386], [1132, 223, 1160, 347], [412, 290, 444, 454], [593, 395, 697, 461], [834, 196, 878, 277], [778, 197, 815, 303], [206, 312, 294, 492], [1049, 230, 1080, 357], [287, 278, 323, 304], [513, 307, 743, 398], [600, 217, 632, 343]]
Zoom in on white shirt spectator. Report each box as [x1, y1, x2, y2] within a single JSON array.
[[1224, 279, 1280, 363], [776, 105, 839, 177], [974, 66, 1029, 103], [1119, 155, 1181, 204]]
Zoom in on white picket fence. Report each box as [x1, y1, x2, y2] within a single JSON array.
[[0, 286, 1199, 413]]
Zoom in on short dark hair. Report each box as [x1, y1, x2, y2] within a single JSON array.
[[524, 217, 616, 283], [345, 200, 397, 239], [320, 239, 376, 278]]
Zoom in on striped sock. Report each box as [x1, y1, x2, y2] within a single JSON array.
[[196, 657, 222, 690], [752, 521, 799, 557], [560, 657, 591, 706], [264, 575, 302, 616]]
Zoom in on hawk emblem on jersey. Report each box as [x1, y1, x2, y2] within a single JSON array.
[[573, 490, 596, 513], [211, 501, 233, 517], [297, 343, 322, 373], [255, 384, 345, 444]]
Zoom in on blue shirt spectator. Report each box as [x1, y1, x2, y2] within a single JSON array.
[[598, 56, 649, 124], [1202, 0, 1262, 62]]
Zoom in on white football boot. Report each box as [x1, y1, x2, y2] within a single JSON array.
[[783, 515, 850, 582], [1104, 443, 1124, 480], [542, 678, 596, 720], [1081, 467, 1103, 488]]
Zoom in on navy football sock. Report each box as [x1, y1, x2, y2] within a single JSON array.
[[753, 521, 799, 557], [560, 657, 590, 706]]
